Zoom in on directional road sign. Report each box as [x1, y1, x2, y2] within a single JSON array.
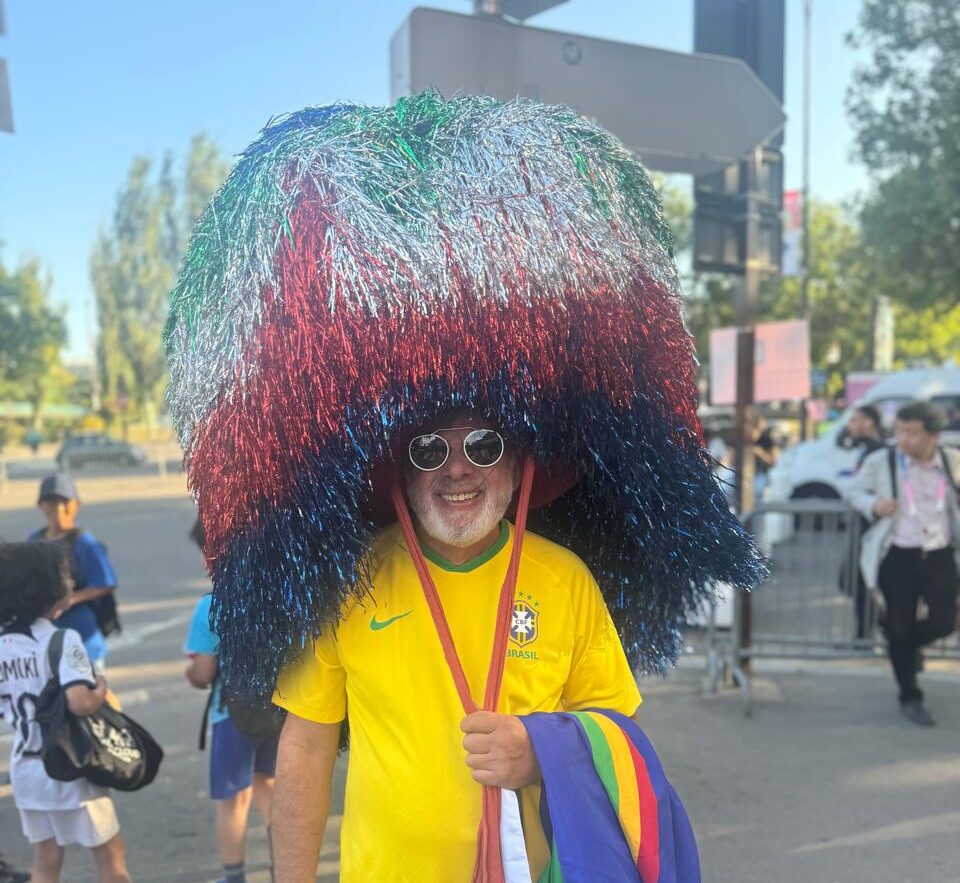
[[391, 7, 785, 176]]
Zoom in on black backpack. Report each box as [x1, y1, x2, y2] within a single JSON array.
[[198, 674, 286, 749], [35, 630, 163, 791], [61, 528, 121, 637]]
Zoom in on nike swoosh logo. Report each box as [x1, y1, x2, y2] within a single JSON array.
[[370, 610, 413, 631]]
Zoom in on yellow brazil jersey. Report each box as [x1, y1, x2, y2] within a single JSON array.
[[274, 521, 642, 883]]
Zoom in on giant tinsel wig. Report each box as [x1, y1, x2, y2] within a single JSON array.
[[164, 93, 765, 700]]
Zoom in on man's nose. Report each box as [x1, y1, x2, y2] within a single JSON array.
[[442, 437, 476, 479]]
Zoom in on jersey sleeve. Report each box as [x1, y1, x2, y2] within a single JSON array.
[[562, 570, 642, 717], [59, 627, 97, 689], [74, 533, 117, 589], [273, 624, 347, 724], [185, 595, 219, 655]]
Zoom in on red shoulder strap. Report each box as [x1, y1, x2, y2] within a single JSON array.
[[391, 456, 536, 883]]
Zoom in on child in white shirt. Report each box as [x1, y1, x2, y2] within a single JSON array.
[[0, 541, 132, 883]]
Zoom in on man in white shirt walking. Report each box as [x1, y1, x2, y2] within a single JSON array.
[[848, 402, 960, 726]]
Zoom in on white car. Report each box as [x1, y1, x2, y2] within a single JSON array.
[[765, 368, 960, 502]]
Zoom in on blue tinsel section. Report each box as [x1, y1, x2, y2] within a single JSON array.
[[209, 374, 766, 702]]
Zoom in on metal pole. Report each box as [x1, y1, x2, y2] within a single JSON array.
[[800, 0, 812, 317], [733, 146, 763, 678], [797, 0, 813, 442]]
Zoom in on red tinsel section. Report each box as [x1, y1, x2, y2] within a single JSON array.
[[190, 194, 699, 563]]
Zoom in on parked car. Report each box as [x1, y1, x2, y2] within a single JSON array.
[[765, 368, 960, 502], [56, 433, 148, 470]]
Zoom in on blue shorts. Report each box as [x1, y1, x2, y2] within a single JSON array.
[[209, 717, 279, 800]]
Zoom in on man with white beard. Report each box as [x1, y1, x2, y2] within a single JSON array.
[[271, 411, 642, 882]]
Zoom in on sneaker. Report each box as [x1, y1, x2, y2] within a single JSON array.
[[900, 700, 936, 727]]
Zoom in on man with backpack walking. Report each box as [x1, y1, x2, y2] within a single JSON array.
[[185, 521, 278, 883], [29, 475, 119, 668], [848, 402, 960, 726]]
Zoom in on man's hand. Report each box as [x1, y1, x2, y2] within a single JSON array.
[[460, 711, 540, 789], [873, 497, 896, 518]]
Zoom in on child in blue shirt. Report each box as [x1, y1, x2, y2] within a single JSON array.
[[28, 475, 117, 667], [184, 520, 277, 883]]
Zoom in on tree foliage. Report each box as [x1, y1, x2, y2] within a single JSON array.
[[0, 256, 68, 418], [91, 134, 229, 426], [847, 0, 960, 313]]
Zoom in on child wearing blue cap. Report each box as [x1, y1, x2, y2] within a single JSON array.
[[28, 475, 118, 667]]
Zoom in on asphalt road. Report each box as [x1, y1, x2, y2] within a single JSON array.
[[2, 494, 960, 882]]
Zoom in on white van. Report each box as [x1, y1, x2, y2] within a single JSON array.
[[765, 368, 960, 501]]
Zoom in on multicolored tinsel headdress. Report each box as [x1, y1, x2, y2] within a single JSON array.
[[165, 93, 764, 699]]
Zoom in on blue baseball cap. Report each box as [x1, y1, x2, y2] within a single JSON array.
[[38, 473, 79, 503]]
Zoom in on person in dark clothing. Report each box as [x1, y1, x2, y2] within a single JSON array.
[[847, 404, 885, 467], [846, 404, 888, 637]]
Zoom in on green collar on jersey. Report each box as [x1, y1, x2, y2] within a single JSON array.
[[421, 520, 510, 573]]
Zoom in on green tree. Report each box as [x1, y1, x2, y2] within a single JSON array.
[[0, 257, 68, 422], [91, 135, 229, 431], [651, 173, 693, 255], [847, 0, 960, 313], [684, 203, 880, 393]]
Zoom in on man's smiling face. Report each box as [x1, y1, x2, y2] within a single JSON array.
[[403, 412, 519, 551]]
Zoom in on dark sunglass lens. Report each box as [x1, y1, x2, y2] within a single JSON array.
[[409, 434, 449, 470], [464, 430, 504, 467]]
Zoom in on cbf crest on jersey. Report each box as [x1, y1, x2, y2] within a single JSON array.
[[510, 600, 539, 648]]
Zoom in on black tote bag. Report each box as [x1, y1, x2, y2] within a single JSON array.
[[35, 630, 163, 792]]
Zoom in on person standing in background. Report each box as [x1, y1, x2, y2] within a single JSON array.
[[28, 476, 118, 670], [847, 404, 886, 467], [848, 402, 960, 726]]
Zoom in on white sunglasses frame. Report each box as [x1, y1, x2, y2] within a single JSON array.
[[407, 427, 506, 472]]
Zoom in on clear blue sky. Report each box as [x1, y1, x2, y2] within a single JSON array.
[[0, 0, 866, 360]]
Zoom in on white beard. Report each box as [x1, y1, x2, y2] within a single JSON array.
[[406, 477, 516, 549]]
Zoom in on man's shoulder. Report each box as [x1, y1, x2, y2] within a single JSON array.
[[520, 529, 593, 581], [942, 445, 960, 465], [941, 445, 960, 481], [71, 530, 104, 551], [192, 592, 214, 619]]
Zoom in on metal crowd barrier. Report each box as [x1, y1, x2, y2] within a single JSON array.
[[704, 499, 960, 715]]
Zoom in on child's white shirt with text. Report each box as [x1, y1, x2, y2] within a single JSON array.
[[0, 617, 108, 809]]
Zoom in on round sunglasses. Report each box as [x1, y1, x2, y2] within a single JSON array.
[[408, 427, 506, 472]]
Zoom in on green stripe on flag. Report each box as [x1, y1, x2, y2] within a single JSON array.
[[537, 842, 565, 883], [572, 712, 620, 810]]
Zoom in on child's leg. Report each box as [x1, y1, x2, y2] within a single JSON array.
[[91, 832, 131, 883], [251, 772, 275, 874], [31, 838, 65, 883], [251, 772, 274, 824], [253, 735, 279, 873], [217, 786, 254, 865]]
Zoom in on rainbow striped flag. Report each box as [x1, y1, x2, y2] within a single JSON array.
[[514, 710, 700, 883]]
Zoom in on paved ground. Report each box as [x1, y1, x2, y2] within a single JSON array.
[[2, 492, 959, 882]]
